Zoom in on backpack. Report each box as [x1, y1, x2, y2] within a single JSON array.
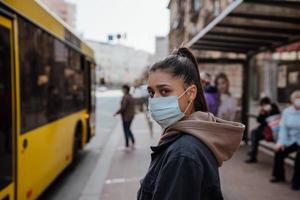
[[264, 114, 281, 142]]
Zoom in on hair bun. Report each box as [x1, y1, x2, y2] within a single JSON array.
[[174, 47, 191, 58], [173, 47, 199, 71]]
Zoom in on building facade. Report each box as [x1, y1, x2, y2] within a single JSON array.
[[154, 36, 169, 61], [88, 41, 153, 86], [40, 0, 76, 28], [168, 0, 300, 105], [168, 0, 242, 99], [168, 0, 233, 50]]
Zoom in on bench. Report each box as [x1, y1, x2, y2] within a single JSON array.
[[259, 141, 296, 166]]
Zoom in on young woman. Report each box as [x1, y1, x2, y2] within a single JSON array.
[[137, 48, 245, 200], [271, 90, 300, 190], [215, 73, 237, 121]]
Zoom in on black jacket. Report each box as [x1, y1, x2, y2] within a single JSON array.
[[256, 103, 281, 127], [137, 134, 223, 200]]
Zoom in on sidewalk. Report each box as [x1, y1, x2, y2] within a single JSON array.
[[79, 113, 161, 200], [221, 145, 299, 200], [100, 114, 160, 200], [82, 113, 299, 200]]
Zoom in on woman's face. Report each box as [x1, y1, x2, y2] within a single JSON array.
[[217, 78, 229, 94], [147, 70, 197, 115]]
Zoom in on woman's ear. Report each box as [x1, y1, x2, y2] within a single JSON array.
[[188, 84, 197, 101]]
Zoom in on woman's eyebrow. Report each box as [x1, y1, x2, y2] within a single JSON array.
[[147, 84, 170, 90], [156, 84, 171, 89]]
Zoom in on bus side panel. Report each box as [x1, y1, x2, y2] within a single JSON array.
[[17, 111, 86, 200]]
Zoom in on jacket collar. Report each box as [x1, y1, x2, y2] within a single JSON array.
[[150, 134, 182, 155]]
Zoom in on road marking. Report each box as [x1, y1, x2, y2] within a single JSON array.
[[104, 177, 141, 185], [96, 90, 122, 98]]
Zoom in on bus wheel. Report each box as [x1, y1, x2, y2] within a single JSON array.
[[72, 122, 82, 164]]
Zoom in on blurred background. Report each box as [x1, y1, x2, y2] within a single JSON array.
[[0, 0, 300, 200]]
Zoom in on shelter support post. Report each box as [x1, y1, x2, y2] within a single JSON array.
[[241, 56, 252, 143]]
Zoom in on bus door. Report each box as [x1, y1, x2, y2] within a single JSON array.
[[0, 14, 15, 200]]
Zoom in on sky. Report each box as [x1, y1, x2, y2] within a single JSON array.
[[67, 0, 170, 54]]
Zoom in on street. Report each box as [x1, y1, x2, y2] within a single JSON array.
[[1, 1, 300, 200], [39, 90, 122, 200], [39, 90, 300, 200]]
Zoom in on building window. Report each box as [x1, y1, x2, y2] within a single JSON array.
[[172, 19, 181, 29], [192, 0, 201, 12], [213, 0, 221, 16], [190, 0, 201, 22]]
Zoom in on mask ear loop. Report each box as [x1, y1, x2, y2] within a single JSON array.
[[183, 100, 193, 114], [178, 86, 193, 115], [178, 86, 191, 99]]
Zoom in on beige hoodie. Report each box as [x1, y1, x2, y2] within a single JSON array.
[[160, 111, 245, 166]]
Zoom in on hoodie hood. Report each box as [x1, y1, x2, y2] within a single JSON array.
[[160, 111, 245, 166]]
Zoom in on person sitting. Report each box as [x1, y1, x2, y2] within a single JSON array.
[[245, 97, 280, 163], [271, 90, 300, 191]]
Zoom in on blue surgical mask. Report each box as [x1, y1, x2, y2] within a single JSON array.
[[295, 99, 300, 107], [148, 88, 192, 129]]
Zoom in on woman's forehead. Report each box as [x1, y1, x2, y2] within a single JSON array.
[[148, 71, 183, 86]]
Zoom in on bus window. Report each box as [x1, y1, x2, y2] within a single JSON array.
[[0, 23, 13, 190], [18, 17, 86, 133]]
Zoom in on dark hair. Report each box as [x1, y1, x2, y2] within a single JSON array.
[[122, 84, 130, 93], [260, 97, 271, 105], [150, 47, 208, 112], [215, 73, 230, 95]]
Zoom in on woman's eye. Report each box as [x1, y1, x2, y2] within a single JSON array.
[[160, 89, 169, 96]]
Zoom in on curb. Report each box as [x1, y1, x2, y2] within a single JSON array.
[[79, 120, 122, 200]]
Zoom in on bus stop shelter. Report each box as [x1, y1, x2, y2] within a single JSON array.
[[186, 0, 300, 139]]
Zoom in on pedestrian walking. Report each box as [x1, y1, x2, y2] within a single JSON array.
[[271, 90, 300, 191], [215, 73, 237, 121], [137, 47, 245, 200], [245, 97, 280, 163], [200, 72, 219, 116], [114, 84, 135, 148]]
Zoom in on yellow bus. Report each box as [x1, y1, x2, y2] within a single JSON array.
[[0, 1, 96, 199]]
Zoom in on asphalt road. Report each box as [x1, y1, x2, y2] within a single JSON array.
[[39, 89, 122, 200]]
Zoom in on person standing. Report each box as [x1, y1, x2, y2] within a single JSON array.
[[200, 72, 219, 116], [271, 90, 300, 190], [215, 73, 237, 121], [114, 84, 135, 148], [138, 48, 244, 200], [245, 97, 280, 163]]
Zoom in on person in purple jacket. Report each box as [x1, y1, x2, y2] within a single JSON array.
[[200, 72, 219, 116]]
